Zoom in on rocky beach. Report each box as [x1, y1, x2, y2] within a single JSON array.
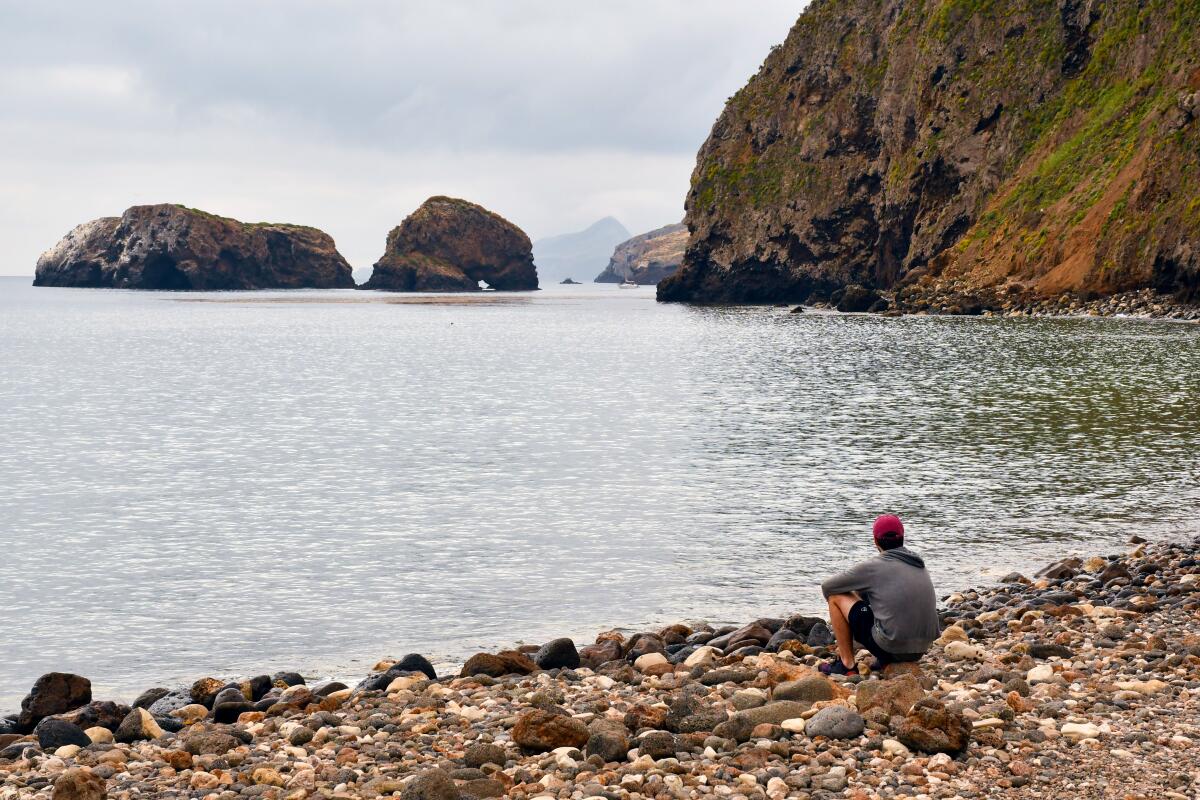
[[1, 536, 1196, 800]]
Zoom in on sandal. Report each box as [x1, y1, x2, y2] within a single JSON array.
[[819, 659, 854, 676]]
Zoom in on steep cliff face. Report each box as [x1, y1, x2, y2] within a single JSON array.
[[362, 197, 538, 292], [34, 205, 355, 290], [594, 224, 688, 285], [659, 0, 1200, 306]]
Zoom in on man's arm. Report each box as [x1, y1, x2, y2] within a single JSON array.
[[821, 559, 874, 599]]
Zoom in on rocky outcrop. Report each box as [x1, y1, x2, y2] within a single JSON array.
[[34, 205, 355, 290], [595, 224, 687, 285], [361, 197, 538, 292], [17, 673, 91, 732], [660, 0, 1200, 307]]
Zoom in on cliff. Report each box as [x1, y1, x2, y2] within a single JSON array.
[[659, 0, 1200, 308], [34, 205, 355, 290], [362, 197, 538, 292], [595, 224, 688, 285]]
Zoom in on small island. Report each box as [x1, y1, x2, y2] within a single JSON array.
[[360, 197, 539, 292], [33, 204, 355, 290]]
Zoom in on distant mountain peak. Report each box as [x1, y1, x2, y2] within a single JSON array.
[[532, 216, 633, 284]]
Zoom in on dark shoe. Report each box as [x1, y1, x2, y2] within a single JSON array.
[[819, 659, 853, 676]]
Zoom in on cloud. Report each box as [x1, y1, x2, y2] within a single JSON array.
[[0, 1, 802, 274]]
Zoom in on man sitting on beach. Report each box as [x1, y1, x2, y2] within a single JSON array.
[[818, 514, 940, 675]]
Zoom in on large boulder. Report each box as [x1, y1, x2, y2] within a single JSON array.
[[896, 698, 972, 754], [594, 223, 688, 285], [459, 651, 537, 678], [578, 639, 624, 668], [805, 706, 866, 739], [182, 729, 242, 756], [57, 701, 131, 732], [52, 767, 106, 800], [585, 719, 630, 763], [361, 196, 538, 292], [114, 708, 165, 744], [17, 673, 92, 732], [512, 709, 590, 753], [401, 768, 461, 800], [35, 718, 92, 750], [855, 674, 925, 717], [534, 638, 580, 670], [34, 204, 355, 290]]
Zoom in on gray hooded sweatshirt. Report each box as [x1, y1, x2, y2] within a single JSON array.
[[820, 547, 940, 655]]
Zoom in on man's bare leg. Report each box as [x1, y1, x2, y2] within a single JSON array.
[[827, 593, 861, 669]]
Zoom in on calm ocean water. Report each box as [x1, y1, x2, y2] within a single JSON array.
[[2, 276, 1198, 709]]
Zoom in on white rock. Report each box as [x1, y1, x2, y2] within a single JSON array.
[[780, 718, 806, 733], [973, 718, 1005, 729], [766, 776, 788, 798], [1061, 722, 1101, 741], [943, 641, 985, 661], [1114, 679, 1168, 695], [590, 676, 615, 690], [1027, 664, 1055, 683], [882, 738, 910, 758], [633, 652, 668, 670], [386, 675, 424, 692], [53, 745, 81, 758], [681, 647, 715, 666]]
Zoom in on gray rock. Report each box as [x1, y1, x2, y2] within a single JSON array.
[[731, 701, 812, 728], [731, 690, 768, 710], [289, 726, 315, 746], [805, 706, 866, 739], [773, 676, 835, 703], [401, 767, 461, 800], [464, 742, 508, 769], [534, 638, 580, 670], [585, 720, 629, 763], [147, 689, 192, 717], [131, 688, 170, 710], [638, 730, 677, 759], [34, 718, 91, 750], [806, 622, 834, 647], [698, 667, 757, 686]]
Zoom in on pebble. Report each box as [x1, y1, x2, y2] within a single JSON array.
[[0, 536, 1196, 800]]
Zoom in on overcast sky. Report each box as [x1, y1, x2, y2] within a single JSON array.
[[2, 1, 806, 273], [0, 2, 802, 274]]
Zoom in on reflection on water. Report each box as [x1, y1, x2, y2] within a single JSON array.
[[1, 278, 1197, 708]]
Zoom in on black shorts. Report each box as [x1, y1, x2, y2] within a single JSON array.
[[848, 601, 920, 664]]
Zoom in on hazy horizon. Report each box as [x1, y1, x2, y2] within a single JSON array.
[[0, 1, 803, 276]]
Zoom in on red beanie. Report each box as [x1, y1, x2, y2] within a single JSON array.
[[873, 514, 905, 547]]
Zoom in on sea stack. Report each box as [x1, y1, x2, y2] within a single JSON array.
[[33, 204, 355, 290], [595, 223, 688, 285], [361, 196, 538, 292], [660, 0, 1200, 306]]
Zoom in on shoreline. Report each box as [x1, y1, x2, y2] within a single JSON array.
[[2, 536, 1197, 799], [0, 531, 1168, 718]]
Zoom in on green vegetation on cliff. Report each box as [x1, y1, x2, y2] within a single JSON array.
[[661, 0, 1200, 305]]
